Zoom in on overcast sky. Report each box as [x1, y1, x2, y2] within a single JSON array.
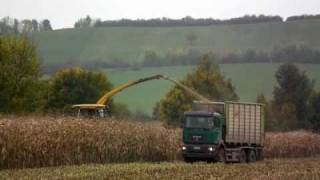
[[1, 0, 320, 29]]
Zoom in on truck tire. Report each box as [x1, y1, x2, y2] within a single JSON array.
[[239, 149, 247, 163], [248, 150, 257, 163]]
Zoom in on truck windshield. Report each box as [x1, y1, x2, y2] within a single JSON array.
[[185, 116, 214, 129]]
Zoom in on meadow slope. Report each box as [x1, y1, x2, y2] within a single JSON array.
[[32, 20, 320, 65], [107, 63, 320, 114]]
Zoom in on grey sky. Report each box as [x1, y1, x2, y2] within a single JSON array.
[[1, 0, 320, 29]]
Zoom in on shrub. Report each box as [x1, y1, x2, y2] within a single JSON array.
[[47, 67, 113, 111]]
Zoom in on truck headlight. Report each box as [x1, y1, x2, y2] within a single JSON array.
[[182, 146, 186, 151], [208, 147, 213, 151]]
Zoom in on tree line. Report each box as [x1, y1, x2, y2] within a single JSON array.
[[74, 14, 320, 28], [75, 15, 283, 28], [287, 14, 320, 21], [42, 43, 320, 75], [0, 17, 52, 35], [142, 44, 320, 66], [2, 13, 319, 35]]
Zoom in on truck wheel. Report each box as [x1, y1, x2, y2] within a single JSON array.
[[239, 149, 247, 163], [217, 148, 226, 163], [248, 150, 257, 163]]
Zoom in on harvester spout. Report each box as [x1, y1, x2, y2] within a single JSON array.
[[160, 75, 211, 103], [72, 74, 211, 117], [96, 74, 164, 105]]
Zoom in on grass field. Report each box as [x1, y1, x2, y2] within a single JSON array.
[[32, 20, 320, 65], [1, 158, 320, 179], [106, 63, 320, 114]]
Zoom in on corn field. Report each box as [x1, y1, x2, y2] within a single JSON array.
[[264, 131, 320, 158], [0, 116, 320, 169], [0, 116, 180, 169]]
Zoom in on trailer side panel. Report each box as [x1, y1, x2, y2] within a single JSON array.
[[225, 102, 264, 145]]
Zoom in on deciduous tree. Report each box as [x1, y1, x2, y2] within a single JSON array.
[[0, 36, 42, 112], [157, 55, 238, 126], [47, 67, 113, 110], [273, 63, 314, 129], [40, 19, 52, 31]]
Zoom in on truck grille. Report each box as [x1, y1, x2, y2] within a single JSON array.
[[189, 135, 207, 143]]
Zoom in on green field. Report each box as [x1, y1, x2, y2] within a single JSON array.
[[32, 20, 320, 65], [106, 63, 320, 115], [1, 158, 319, 179]]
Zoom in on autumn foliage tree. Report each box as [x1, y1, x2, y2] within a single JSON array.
[[156, 55, 238, 126]]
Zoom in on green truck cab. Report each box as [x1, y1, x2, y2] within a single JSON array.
[[181, 101, 265, 163], [182, 111, 225, 162]]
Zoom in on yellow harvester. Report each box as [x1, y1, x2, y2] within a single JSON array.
[[72, 74, 210, 118]]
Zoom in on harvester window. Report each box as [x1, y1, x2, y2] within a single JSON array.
[[98, 109, 105, 118]]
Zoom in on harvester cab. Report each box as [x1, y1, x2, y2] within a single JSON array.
[[72, 104, 108, 119]]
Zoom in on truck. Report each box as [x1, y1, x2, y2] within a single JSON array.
[[181, 101, 265, 163]]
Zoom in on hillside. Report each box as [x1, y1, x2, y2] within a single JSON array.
[[107, 63, 320, 115], [32, 20, 320, 65]]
